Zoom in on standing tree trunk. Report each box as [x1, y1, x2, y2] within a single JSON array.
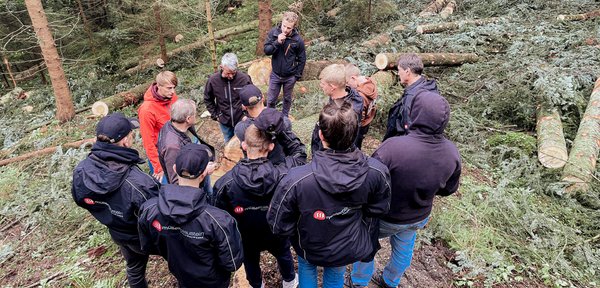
[[154, 1, 168, 64], [256, 0, 272, 56], [76, 0, 95, 54], [205, 0, 218, 72], [0, 60, 10, 88], [2, 55, 16, 88], [25, 0, 75, 122]]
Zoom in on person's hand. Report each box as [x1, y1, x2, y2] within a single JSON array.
[[206, 162, 217, 175], [242, 115, 248, 121], [277, 33, 286, 44], [153, 171, 164, 181]]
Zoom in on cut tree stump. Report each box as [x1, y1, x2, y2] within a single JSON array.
[[562, 77, 600, 192], [439, 0, 456, 19], [419, 0, 448, 17], [91, 101, 109, 117], [557, 9, 600, 21], [375, 53, 479, 70], [416, 17, 499, 34], [247, 58, 272, 85], [0, 138, 95, 167], [536, 104, 568, 169]]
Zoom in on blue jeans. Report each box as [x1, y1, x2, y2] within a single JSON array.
[[267, 72, 297, 117], [219, 123, 235, 143], [351, 217, 429, 287], [297, 256, 345, 288]]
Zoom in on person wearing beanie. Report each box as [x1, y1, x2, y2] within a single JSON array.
[[72, 113, 160, 288], [138, 144, 244, 288]]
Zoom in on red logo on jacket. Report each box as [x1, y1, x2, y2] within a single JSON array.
[[152, 220, 162, 232], [313, 210, 326, 221], [234, 206, 244, 214], [83, 198, 95, 205]]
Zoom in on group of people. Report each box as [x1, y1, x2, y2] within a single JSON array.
[[71, 11, 462, 288]]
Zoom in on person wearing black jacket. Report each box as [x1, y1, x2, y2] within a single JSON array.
[[235, 85, 307, 165], [215, 121, 305, 288], [138, 144, 244, 288], [204, 53, 253, 143], [310, 64, 363, 154], [350, 92, 462, 288], [267, 102, 391, 288], [72, 113, 160, 288], [264, 11, 306, 117], [383, 53, 440, 141]]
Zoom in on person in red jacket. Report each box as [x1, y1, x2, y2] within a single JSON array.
[[138, 71, 179, 181]]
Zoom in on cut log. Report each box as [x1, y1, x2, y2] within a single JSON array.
[[124, 14, 281, 75], [255, 80, 322, 99], [300, 60, 348, 81], [557, 9, 600, 21], [361, 33, 391, 48], [0, 138, 95, 167], [223, 136, 243, 164], [375, 53, 479, 70], [91, 101, 109, 117], [416, 17, 499, 34], [247, 58, 272, 85], [393, 24, 407, 32], [562, 78, 600, 192], [371, 71, 396, 91], [419, 0, 448, 17], [13, 62, 46, 82], [91, 81, 152, 113], [536, 104, 568, 169], [439, 0, 456, 19]]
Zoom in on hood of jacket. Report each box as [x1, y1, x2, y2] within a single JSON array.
[[158, 184, 207, 225], [408, 91, 450, 135], [405, 76, 439, 96], [311, 148, 369, 194], [79, 142, 144, 194], [357, 78, 378, 101], [232, 158, 278, 197], [144, 83, 174, 103]]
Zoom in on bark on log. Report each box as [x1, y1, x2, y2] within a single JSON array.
[[419, 0, 448, 17], [205, 0, 218, 71], [562, 78, 600, 192], [375, 53, 479, 70], [557, 10, 600, 21], [536, 104, 568, 169], [361, 33, 391, 48], [92, 81, 152, 113], [247, 58, 272, 85], [371, 71, 396, 91], [255, 80, 322, 99], [13, 62, 45, 82], [2, 55, 16, 88], [416, 17, 499, 34], [0, 138, 95, 167], [299, 60, 348, 81], [439, 0, 456, 19]]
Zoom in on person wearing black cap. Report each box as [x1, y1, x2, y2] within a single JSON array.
[[138, 143, 244, 288], [235, 84, 306, 165], [214, 123, 304, 288], [72, 113, 160, 288]]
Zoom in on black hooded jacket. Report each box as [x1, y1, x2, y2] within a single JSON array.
[[384, 76, 439, 140], [264, 26, 306, 79], [72, 141, 160, 245], [138, 184, 243, 288], [375, 91, 461, 224], [203, 71, 253, 128], [267, 148, 390, 266]]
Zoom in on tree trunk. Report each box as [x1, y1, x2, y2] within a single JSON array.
[[154, 1, 168, 64], [419, 0, 448, 17], [91, 81, 152, 113], [416, 17, 499, 34], [0, 61, 9, 88], [255, 80, 321, 98], [361, 33, 391, 48], [375, 52, 479, 70], [248, 58, 347, 83], [2, 55, 17, 88], [247, 58, 272, 85], [561, 78, 600, 192], [256, 0, 272, 56], [439, 0, 456, 19], [371, 71, 397, 91], [205, 0, 218, 72], [76, 0, 95, 54], [299, 60, 348, 81], [25, 0, 75, 122], [536, 103, 568, 169], [0, 138, 95, 167], [13, 62, 45, 82], [557, 9, 600, 21]]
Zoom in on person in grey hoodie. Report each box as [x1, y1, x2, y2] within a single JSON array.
[[349, 91, 461, 288]]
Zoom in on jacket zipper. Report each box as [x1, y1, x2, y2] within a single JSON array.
[[228, 81, 234, 127]]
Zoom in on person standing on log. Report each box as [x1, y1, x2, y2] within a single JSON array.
[[138, 144, 244, 288], [234, 84, 307, 165], [310, 64, 363, 154], [204, 53, 253, 143], [345, 64, 378, 150], [383, 53, 440, 141], [268, 102, 390, 288], [138, 71, 179, 182], [349, 93, 461, 288], [72, 113, 160, 288], [156, 99, 216, 195], [264, 11, 306, 118]]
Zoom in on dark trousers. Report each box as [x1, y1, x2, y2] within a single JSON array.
[[119, 243, 149, 288], [267, 72, 297, 117], [243, 236, 295, 288], [356, 124, 370, 150]]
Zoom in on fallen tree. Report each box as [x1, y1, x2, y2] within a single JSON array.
[[255, 80, 322, 98], [419, 0, 449, 17], [416, 17, 499, 34], [247, 58, 271, 85], [91, 81, 152, 116], [536, 103, 568, 169], [557, 9, 600, 21], [361, 33, 391, 48], [375, 52, 479, 70], [248, 59, 347, 83], [0, 138, 95, 167], [439, 0, 456, 19], [562, 77, 600, 192], [371, 70, 396, 90]]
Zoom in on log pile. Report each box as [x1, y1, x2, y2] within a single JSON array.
[[375, 52, 479, 70]]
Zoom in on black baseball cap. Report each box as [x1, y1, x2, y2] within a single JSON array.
[[175, 143, 210, 179], [239, 84, 263, 106], [254, 108, 285, 136], [96, 113, 139, 143]]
